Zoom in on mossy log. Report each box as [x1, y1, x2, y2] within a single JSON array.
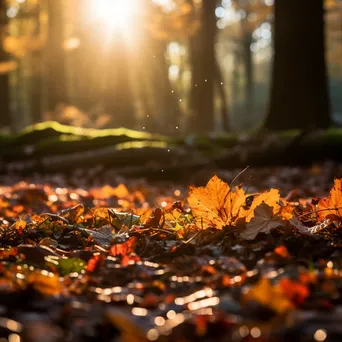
[[1, 122, 342, 179]]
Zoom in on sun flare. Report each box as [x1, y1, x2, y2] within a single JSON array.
[[91, 0, 137, 33]]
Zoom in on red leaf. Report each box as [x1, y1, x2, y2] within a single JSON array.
[[110, 237, 137, 257], [86, 254, 105, 273]]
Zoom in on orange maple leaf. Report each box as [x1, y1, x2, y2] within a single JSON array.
[[242, 189, 281, 222], [317, 179, 342, 222], [187, 175, 246, 229]]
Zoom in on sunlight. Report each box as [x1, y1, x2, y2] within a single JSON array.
[[91, 0, 137, 33]]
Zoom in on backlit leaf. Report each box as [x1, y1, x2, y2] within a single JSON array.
[[317, 178, 342, 222], [242, 189, 281, 222], [187, 175, 246, 229]]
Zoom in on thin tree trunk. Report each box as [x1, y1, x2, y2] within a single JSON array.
[[104, 33, 135, 128], [0, 0, 10, 128], [214, 57, 230, 131], [152, 40, 181, 132], [30, 3, 42, 123], [45, 0, 68, 111], [265, 0, 330, 130], [243, 30, 253, 112]]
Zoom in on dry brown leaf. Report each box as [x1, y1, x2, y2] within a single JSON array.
[[187, 175, 246, 229], [317, 178, 342, 222], [240, 203, 286, 240]]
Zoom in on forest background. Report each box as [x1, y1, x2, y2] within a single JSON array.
[[0, 0, 341, 135]]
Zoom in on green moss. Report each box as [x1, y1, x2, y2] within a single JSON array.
[[21, 121, 167, 141], [2, 123, 342, 163]]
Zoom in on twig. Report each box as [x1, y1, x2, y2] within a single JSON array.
[[184, 230, 201, 244], [230, 165, 250, 188]]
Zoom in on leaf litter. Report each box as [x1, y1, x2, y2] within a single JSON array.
[[1, 166, 342, 341]]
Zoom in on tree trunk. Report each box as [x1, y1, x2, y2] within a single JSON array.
[[45, 0, 68, 111], [104, 33, 135, 129], [243, 30, 253, 112], [0, 0, 10, 128], [189, 0, 219, 133], [30, 3, 42, 123], [265, 0, 331, 130], [214, 57, 230, 131], [152, 39, 181, 132]]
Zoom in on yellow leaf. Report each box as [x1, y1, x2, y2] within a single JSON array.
[[15, 219, 26, 232], [27, 271, 61, 296], [243, 277, 293, 314]]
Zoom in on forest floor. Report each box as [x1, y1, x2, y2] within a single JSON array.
[[1, 162, 342, 341], [1, 123, 342, 341]]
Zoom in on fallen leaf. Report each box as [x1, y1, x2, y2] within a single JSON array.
[[274, 245, 290, 259], [144, 208, 162, 228], [60, 204, 84, 223], [187, 175, 246, 229], [55, 257, 86, 276], [14, 219, 26, 234], [110, 236, 137, 257], [317, 178, 342, 222], [27, 271, 61, 296], [240, 203, 286, 240], [289, 217, 331, 235], [279, 278, 309, 305], [242, 189, 280, 222], [243, 277, 293, 314], [82, 226, 116, 246], [86, 254, 105, 273]]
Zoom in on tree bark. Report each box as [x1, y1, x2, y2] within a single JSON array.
[[243, 30, 253, 112], [104, 33, 136, 129], [0, 0, 10, 128], [265, 0, 331, 130], [45, 0, 68, 111], [189, 0, 219, 133], [30, 3, 42, 123], [214, 57, 230, 131]]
